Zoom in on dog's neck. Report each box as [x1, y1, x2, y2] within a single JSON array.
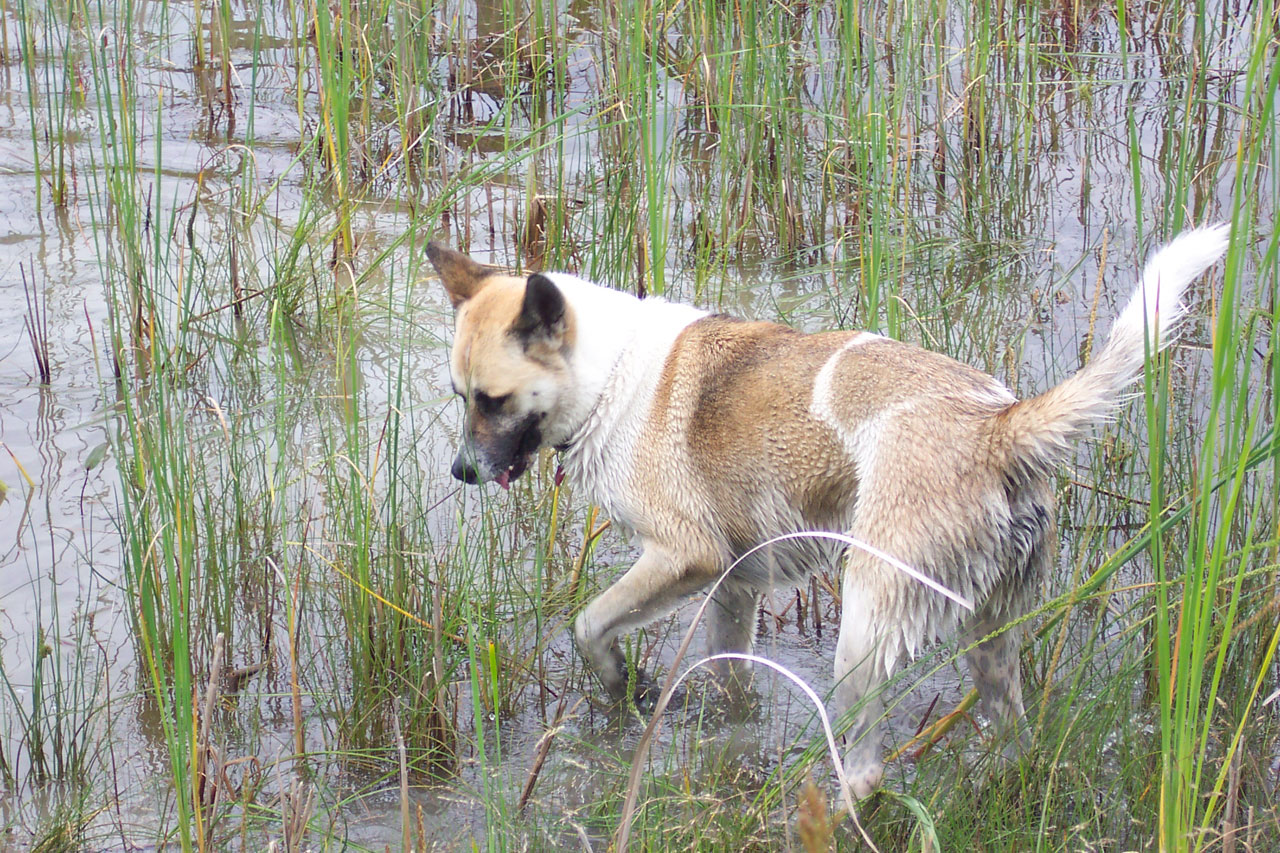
[[546, 274, 647, 426], [543, 272, 706, 483]]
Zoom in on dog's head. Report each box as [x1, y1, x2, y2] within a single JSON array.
[[427, 243, 575, 489]]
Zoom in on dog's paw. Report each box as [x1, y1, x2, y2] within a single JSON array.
[[630, 669, 662, 713], [842, 760, 884, 801]]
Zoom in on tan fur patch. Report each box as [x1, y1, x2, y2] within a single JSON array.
[[628, 321, 860, 570], [450, 274, 577, 393], [426, 243, 500, 308]]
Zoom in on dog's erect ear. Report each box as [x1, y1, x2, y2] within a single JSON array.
[[512, 273, 567, 344], [426, 242, 494, 308]]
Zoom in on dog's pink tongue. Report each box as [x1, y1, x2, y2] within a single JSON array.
[[497, 470, 511, 490], [554, 465, 565, 487]]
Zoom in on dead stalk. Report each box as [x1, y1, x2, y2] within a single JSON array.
[[887, 689, 979, 763], [394, 711, 410, 851], [274, 759, 315, 853], [21, 262, 51, 385], [1222, 742, 1240, 853], [518, 691, 581, 812], [196, 633, 226, 847]]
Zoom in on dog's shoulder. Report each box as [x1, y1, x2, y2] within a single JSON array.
[[643, 314, 849, 445]]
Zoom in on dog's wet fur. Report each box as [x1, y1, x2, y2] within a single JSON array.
[[428, 227, 1229, 798]]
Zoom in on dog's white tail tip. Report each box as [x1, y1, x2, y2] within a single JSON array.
[[1155, 222, 1231, 270], [1113, 222, 1232, 347]]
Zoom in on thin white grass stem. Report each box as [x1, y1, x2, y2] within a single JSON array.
[[616, 527, 965, 849], [736, 531, 975, 612], [686, 653, 868, 838]]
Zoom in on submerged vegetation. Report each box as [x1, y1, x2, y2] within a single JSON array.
[[0, 0, 1277, 849]]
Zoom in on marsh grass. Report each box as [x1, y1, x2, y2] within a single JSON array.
[[2, 0, 1276, 849], [0, 537, 103, 799]]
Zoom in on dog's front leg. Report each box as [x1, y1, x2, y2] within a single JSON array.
[[574, 544, 715, 706]]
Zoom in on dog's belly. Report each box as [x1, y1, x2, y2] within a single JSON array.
[[709, 457, 859, 589], [727, 529, 846, 588]]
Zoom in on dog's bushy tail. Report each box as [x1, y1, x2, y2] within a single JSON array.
[[994, 224, 1231, 475]]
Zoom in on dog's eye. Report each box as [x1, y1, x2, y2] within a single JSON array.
[[473, 391, 510, 416]]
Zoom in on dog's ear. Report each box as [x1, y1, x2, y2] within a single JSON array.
[[426, 242, 494, 308], [512, 273, 567, 345]]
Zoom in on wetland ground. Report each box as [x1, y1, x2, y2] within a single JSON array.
[[1, 0, 1278, 849]]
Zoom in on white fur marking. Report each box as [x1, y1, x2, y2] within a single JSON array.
[[548, 272, 708, 526], [809, 336, 911, 479], [809, 332, 880, 435], [1111, 223, 1230, 354]]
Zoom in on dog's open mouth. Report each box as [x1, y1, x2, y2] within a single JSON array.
[[493, 420, 542, 490], [495, 455, 530, 490]]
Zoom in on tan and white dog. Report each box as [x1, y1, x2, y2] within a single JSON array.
[[427, 226, 1229, 799]]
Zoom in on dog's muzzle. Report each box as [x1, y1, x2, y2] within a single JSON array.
[[452, 414, 543, 490], [451, 453, 482, 484]]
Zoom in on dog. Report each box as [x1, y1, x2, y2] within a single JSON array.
[[427, 226, 1229, 798]]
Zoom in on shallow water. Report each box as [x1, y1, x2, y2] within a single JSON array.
[[1, 0, 1274, 848]]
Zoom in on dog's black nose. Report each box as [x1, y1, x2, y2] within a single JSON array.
[[451, 454, 479, 484]]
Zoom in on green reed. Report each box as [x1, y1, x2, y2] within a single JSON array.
[[1123, 1, 1280, 849]]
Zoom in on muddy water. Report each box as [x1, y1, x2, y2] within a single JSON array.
[[0, 0, 1269, 848]]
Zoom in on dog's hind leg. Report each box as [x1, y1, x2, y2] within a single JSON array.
[[574, 545, 715, 706], [833, 573, 901, 799], [962, 565, 1039, 760], [962, 613, 1027, 751], [963, 497, 1048, 758], [704, 579, 760, 697]]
